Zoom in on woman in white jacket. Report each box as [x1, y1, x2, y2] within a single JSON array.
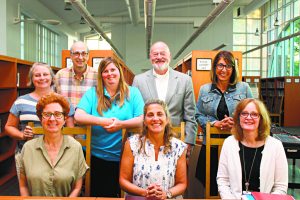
[[217, 98, 288, 199]]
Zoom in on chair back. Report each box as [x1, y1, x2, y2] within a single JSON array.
[[171, 122, 185, 141], [205, 122, 231, 199], [28, 122, 91, 197], [269, 95, 284, 126]]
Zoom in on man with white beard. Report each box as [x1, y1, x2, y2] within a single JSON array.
[[132, 41, 197, 160]]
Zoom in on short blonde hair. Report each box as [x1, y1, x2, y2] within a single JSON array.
[[27, 62, 55, 87], [232, 98, 271, 141]]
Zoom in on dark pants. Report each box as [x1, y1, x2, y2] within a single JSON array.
[[91, 156, 121, 197], [195, 145, 219, 196]]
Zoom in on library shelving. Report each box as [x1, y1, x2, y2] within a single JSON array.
[[0, 55, 35, 186], [242, 76, 260, 99], [61, 50, 135, 85], [260, 77, 300, 126], [173, 50, 243, 101]]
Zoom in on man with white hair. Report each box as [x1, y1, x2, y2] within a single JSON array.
[[132, 41, 197, 159]]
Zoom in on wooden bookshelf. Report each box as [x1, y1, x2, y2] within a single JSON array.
[[0, 55, 18, 186], [260, 77, 300, 126], [61, 50, 135, 85], [173, 50, 243, 101], [242, 76, 260, 99]]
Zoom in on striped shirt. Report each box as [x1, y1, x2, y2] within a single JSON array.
[[10, 94, 75, 153], [55, 66, 98, 107]]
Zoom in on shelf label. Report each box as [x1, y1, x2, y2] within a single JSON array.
[[295, 79, 299, 83], [286, 79, 291, 83], [196, 58, 211, 71], [254, 78, 259, 83], [246, 78, 251, 82]]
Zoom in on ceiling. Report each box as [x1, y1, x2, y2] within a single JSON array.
[[35, 0, 254, 36]]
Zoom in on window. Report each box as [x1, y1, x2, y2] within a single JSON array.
[[20, 14, 59, 67], [233, 9, 261, 76], [85, 33, 112, 50]]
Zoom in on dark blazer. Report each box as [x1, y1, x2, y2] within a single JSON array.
[[132, 68, 197, 144]]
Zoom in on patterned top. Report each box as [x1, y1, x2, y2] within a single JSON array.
[[128, 134, 186, 196], [55, 66, 98, 107]]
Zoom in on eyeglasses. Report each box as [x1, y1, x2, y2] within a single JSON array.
[[42, 112, 65, 119], [216, 63, 233, 70], [71, 51, 88, 57], [240, 112, 260, 119]]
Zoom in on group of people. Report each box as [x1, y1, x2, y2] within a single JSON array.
[[4, 40, 288, 199]]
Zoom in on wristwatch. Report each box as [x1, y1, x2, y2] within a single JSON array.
[[166, 190, 172, 199]]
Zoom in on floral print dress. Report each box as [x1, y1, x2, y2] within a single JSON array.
[[128, 134, 186, 198]]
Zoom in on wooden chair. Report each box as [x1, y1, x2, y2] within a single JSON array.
[[269, 95, 284, 126], [205, 122, 231, 199], [28, 122, 91, 197], [171, 122, 185, 141]]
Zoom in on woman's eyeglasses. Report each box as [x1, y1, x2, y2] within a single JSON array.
[[240, 112, 260, 119], [216, 63, 233, 70], [42, 112, 65, 119]]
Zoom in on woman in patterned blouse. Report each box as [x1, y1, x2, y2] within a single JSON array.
[[119, 99, 187, 199]]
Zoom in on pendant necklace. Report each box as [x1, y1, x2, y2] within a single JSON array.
[[242, 144, 258, 193]]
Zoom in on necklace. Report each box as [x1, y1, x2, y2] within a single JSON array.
[[242, 144, 258, 193]]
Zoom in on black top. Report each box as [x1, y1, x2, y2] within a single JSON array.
[[239, 142, 264, 192], [211, 84, 229, 120]]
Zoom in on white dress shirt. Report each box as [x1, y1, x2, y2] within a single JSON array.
[[153, 68, 169, 101]]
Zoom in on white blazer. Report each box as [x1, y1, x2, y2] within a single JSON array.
[[217, 135, 288, 199]]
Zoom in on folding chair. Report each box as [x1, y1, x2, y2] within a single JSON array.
[[205, 122, 231, 199], [28, 122, 91, 197]]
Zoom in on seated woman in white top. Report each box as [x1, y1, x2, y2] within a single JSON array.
[[119, 99, 187, 199], [217, 98, 288, 199]]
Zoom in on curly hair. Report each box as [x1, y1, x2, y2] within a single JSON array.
[[232, 98, 271, 141], [36, 92, 70, 121], [139, 99, 174, 155], [211, 51, 239, 85], [96, 57, 129, 115]]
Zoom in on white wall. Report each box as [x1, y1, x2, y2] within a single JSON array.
[[3, 1, 235, 71], [0, 0, 7, 55], [4, 0, 75, 66], [112, 3, 235, 74]]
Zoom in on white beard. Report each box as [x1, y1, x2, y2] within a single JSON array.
[[153, 62, 169, 71]]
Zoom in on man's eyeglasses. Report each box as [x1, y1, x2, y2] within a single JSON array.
[[71, 51, 88, 57], [216, 63, 233, 70], [42, 112, 65, 119], [240, 112, 260, 119]]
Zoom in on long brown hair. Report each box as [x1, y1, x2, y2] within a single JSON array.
[[211, 51, 239, 85], [139, 99, 173, 154], [232, 98, 270, 141]]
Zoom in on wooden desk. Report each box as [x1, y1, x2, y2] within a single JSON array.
[[0, 197, 217, 200], [0, 197, 97, 200]]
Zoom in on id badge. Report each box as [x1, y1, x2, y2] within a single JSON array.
[[242, 191, 252, 195]]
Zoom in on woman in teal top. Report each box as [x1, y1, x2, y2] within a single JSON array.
[[75, 57, 144, 197]]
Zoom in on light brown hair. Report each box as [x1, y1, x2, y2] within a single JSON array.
[[96, 57, 129, 115], [139, 99, 173, 154], [232, 98, 270, 141]]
